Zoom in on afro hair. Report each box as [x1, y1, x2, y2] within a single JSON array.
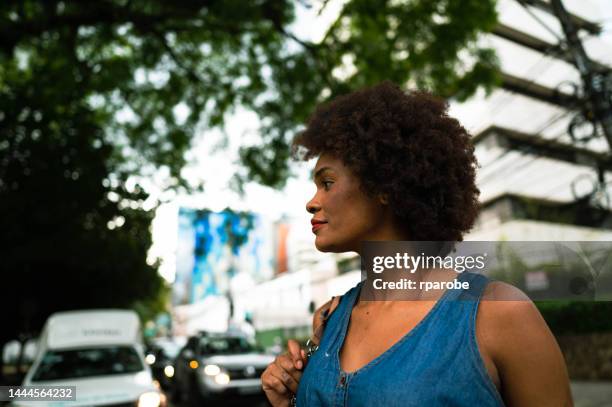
[[293, 81, 480, 242]]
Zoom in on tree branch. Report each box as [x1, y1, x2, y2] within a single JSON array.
[[149, 28, 204, 85], [0, 5, 201, 53]]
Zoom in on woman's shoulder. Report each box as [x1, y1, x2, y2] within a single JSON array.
[[476, 280, 565, 375], [478, 280, 541, 337], [481, 280, 531, 301], [476, 282, 572, 404]]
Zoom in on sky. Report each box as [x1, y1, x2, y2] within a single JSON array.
[[148, 0, 612, 283]]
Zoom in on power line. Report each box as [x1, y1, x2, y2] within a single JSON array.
[[478, 110, 572, 185], [478, 112, 567, 183], [551, 0, 612, 149], [487, 54, 555, 118], [516, 0, 564, 42], [488, 29, 575, 118], [539, 167, 589, 198], [476, 1, 612, 209], [512, 155, 579, 197]]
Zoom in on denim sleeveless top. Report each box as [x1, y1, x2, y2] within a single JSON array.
[[296, 272, 505, 406]]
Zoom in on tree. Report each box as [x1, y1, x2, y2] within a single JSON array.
[[0, 50, 166, 380], [238, 0, 500, 186], [1, 0, 499, 189], [0, 0, 500, 380]]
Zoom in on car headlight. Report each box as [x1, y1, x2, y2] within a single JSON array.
[[138, 391, 161, 407], [214, 372, 230, 385], [145, 354, 156, 365], [164, 365, 174, 378], [201, 364, 231, 385], [203, 364, 220, 376]]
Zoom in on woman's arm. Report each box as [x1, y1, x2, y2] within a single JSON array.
[[478, 282, 573, 407]]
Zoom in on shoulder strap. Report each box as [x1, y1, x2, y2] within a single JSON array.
[[310, 295, 342, 346], [457, 271, 490, 301]]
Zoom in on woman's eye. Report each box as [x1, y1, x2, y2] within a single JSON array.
[[323, 181, 333, 190]]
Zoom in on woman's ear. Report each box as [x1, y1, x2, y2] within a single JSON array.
[[379, 193, 389, 205]]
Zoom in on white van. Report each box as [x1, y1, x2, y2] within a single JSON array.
[[12, 309, 165, 407]]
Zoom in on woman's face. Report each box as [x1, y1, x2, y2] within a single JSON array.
[[306, 154, 390, 252]]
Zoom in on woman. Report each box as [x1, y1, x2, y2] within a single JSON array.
[[261, 82, 572, 406]]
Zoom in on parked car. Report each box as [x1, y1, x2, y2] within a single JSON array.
[[172, 331, 274, 403], [12, 309, 166, 407]]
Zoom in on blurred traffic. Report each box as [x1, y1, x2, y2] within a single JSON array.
[[2, 310, 273, 407]]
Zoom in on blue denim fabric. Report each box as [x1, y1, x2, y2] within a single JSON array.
[[296, 272, 505, 406]]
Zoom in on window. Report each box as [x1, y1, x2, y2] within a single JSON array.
[[198, 337, 255, 355], [31, 346, 144, 381]]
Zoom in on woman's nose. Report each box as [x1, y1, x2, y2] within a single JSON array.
[[306, 195, 320, 214]]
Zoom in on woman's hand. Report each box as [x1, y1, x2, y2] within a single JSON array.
[[262, 339, 307, 407], [262, 297, 339, 406]]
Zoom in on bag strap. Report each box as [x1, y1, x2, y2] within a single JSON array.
[[308, 295, 342, 350]]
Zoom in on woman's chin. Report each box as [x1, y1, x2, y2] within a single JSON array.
[[314, 239, 329, 252], [315, 236, 352, 253], [314, 236, 335, 252]]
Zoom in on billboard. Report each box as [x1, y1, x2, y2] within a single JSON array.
[[174, 208, 274, 305]]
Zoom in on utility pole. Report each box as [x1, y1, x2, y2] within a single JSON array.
[[550, 0, 612, 151]]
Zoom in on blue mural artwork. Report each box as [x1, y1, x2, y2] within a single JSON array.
[[175, 208, 273, 304]]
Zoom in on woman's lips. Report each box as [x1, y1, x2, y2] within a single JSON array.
[[311, 220, 327, 233]]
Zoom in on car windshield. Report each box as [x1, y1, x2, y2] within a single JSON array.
[[157, 342, 181, 359], [31, 346, 144, 382], [199, 337, 255, 355]]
